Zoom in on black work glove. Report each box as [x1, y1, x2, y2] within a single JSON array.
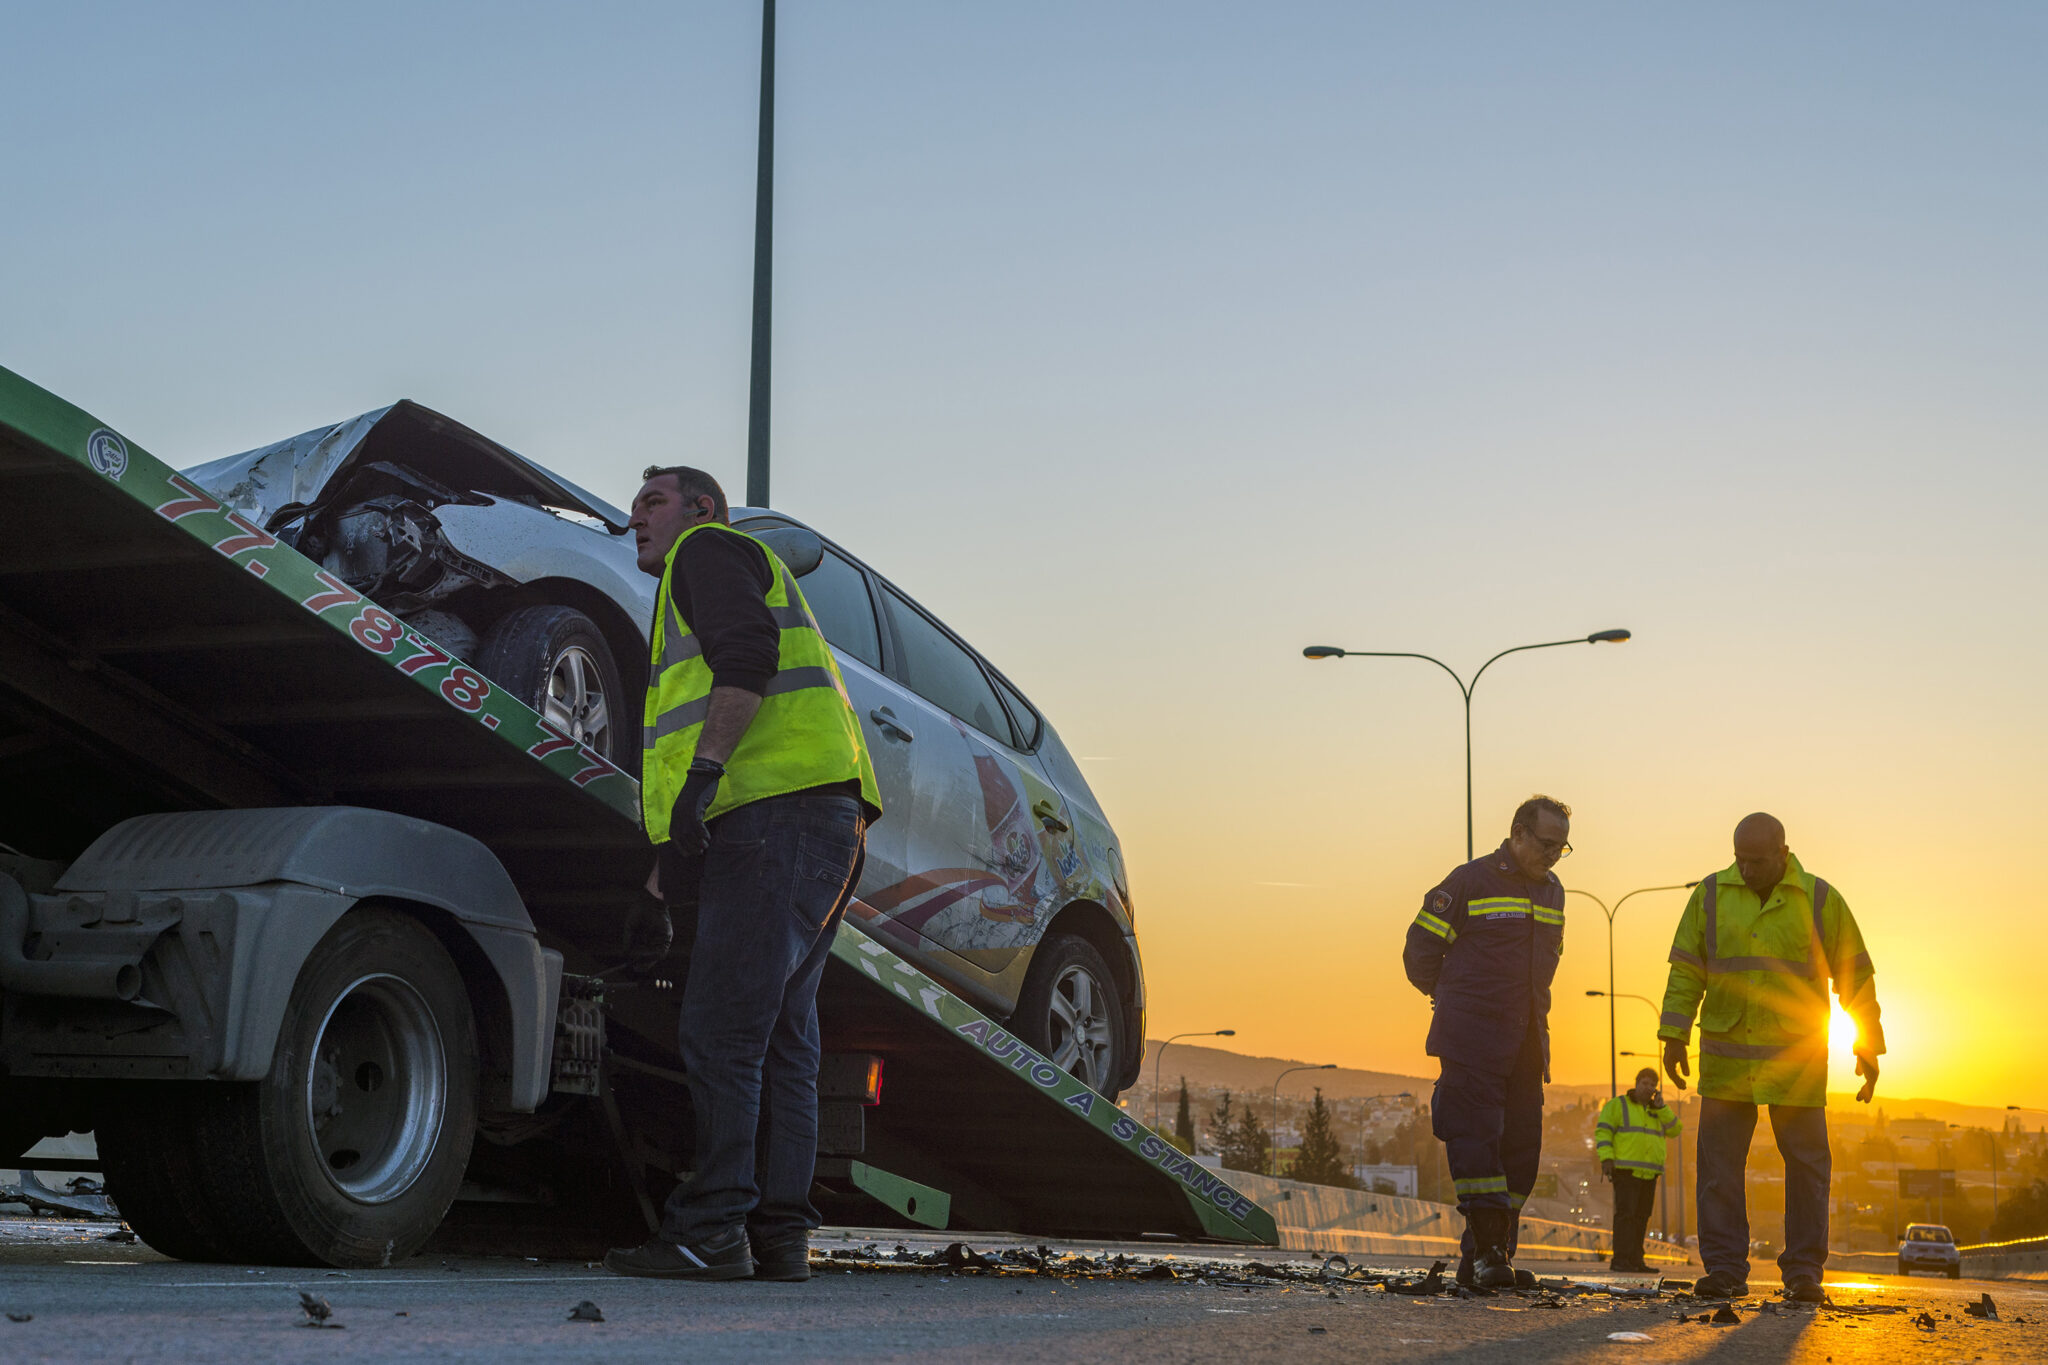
[[667, 757, 725, 856], [622, 891, 673, 972]]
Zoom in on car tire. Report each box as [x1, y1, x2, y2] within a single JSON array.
[[1013, 933, 1125, 1100], [476, 606, 625, 763], [107, 909, 477, 1266], [1896, 1259, 1908, 1276]]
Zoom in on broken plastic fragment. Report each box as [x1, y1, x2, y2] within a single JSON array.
[[567, 1300, 605, 1323]]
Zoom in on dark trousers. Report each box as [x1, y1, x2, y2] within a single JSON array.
[[658, 790, 866, 1245], [1611, 1172, 1659, 1269], [1434, 1026, 1544, 1268], [1696, 1097, 1831, 1284]]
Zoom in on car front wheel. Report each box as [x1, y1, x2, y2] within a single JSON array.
[[1014, 933, 1125, 1100], [476, 606, 624, 762]]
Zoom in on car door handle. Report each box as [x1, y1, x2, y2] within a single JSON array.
[[869, 707, 915, 743], [1032, 799, 1070, 833]]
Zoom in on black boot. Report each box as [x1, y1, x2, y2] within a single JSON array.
[[1469, 1208, 1516, 1290], [1507, 1210, 1537, 1287]]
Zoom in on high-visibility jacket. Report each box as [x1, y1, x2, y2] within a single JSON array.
[[1594, 1093, 1681, 1177], [642, 522, 880, 842], [1656, 852, 1883, 1107], [1403, 841, 1566, 1077]]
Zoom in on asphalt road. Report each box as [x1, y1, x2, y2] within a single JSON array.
[[1, 1217, 2041, 1363]]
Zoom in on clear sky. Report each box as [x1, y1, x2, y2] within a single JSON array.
[[5, 2, 2045, 1109]]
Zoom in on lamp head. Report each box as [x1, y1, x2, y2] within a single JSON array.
[[1215, 1029, 1236, 1036], [1302, 645, 1346, 659], [1586, 990, 1603, 997], [1586, 629, 1632, 644]]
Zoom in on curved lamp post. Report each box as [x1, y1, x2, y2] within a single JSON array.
[[1271, 1063, 1337, 1174], [1565, 883, 1697, 1098], [1152, 1029, 1236, 1132], [1304, 630, 1631, 859]]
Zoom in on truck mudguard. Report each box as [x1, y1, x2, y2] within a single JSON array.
[[53, 807, 559, 1109]]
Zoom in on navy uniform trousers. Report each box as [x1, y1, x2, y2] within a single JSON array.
[[1433, 1022, 1545, 1269]]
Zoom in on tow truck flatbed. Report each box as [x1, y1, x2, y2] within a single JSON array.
[[0, 366, 1273, 1252]]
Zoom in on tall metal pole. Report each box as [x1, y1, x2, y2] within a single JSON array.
[[745, 0, 776, 509]]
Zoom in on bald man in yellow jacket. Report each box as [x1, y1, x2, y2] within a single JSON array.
[[1658, 813, 1882, 1303]]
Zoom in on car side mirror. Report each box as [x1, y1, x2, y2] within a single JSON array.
[[752, 526, 823, 578]]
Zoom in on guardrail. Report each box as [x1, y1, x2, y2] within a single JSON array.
[[1225, 1173, 1639, 1264], [1959, 1234, 2048, 1281]]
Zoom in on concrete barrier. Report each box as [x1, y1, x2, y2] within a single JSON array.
[[1226, 1173, 1668, 1265], [1962, 1236, 2048, 1282]]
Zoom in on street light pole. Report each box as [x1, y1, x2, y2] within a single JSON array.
[[1567, 883, 1696, 1097], [1271, 1064, 1336, 1175], [1304, 630, 1630, 860], [745, 0, 776, 508], [1151, 1029, 1236, 1134]]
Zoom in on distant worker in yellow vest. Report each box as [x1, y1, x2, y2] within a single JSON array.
[[1657, 813, 1883, 1303], [606, 466, 881, 1285], [1595, 1067, 1681, 1273]]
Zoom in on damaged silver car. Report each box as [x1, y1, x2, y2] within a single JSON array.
[[187, 403, 652, 763]]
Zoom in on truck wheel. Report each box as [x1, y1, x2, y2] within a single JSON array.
[[1014, 933, 1125, 1099], [185, 908, 477, 1266], [476, 606, 624, 762], [97, 1084, 238, 1261]]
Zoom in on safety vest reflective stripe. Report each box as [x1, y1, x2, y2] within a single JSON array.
[[1669, 946, 1704, 969], [1414, 910, 1457, 942], [1613, 1160, 1663, 1173], [658, 601, 815, 670], [1532, 905, 1565, 926], [1468, 896, 1530, 916], [1661, 1011, 1692, 1031], [1454, 1175, 1509, 1196], [1507, 1190, 1528, 1210], [645, 665, 843, 745], [1708, 955, 1816, 977]]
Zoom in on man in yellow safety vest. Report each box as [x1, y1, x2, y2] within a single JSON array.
[[606, 465, 881, 1285], [1595, 1067, 1682, 1273], [1657, 812, 1883, 1303]]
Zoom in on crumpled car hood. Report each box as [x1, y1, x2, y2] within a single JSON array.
[[184, 400, 631, 534]]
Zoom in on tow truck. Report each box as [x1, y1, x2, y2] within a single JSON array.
[[0, 366, 1274, 1265]]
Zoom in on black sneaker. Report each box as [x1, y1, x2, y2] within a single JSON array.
[[751, 1231, 810, 1282], [604, 1225, 754, 1281], [1783, 1275, 1824, 1303], [1693, 1269, 1749, 1299]]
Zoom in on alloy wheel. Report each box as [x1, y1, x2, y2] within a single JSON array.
[[1047, 963, 1115, 1091], [543, 644, 611, 754]]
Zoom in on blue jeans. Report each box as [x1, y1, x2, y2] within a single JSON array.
[[1696, 1097, 1831, 1284], [658, 789, 866, 1245]]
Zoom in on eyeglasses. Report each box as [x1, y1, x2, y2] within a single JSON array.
[[1528, 837, 1572, 859]]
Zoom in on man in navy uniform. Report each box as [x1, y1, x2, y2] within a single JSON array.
[[1404, 795, 1571, 1289]]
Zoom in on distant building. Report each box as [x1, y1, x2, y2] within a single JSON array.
[[1890, 1116, 1946, 1145], [1353, 1163, 1419, 1198]]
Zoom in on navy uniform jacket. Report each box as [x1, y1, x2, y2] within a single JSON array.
[[1403, 841, 1566, 1077]]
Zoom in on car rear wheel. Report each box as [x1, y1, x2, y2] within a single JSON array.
[[1896, 1258, 1908, 1275], [1014, 933, 1125, 1099], [476, 606, 624, 762], [1947, 1265, 1960, 1279]]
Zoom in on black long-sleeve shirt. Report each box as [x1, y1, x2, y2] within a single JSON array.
[[666, 527, 779, 695]]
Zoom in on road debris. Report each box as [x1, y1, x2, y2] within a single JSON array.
[[6, 1313, 31, 1323], [297, 1293, 343, 1329], [1606, 1331, 1654, 1341], [1711, 1305, 1741, 1325], [567, 1300, 605, 1323], [1965, 1293, 1998, 1320], [1914, 1310, 1937, 1330], [1385, 1262, 1447, 1296]]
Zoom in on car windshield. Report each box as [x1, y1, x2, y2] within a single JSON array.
[[1907, 1227, 1953, 1242]]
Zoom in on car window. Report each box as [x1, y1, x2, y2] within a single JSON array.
[[990, 670, 1041, 750], [879, 586, 1010, 740], [796, 549, 882, 670]]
